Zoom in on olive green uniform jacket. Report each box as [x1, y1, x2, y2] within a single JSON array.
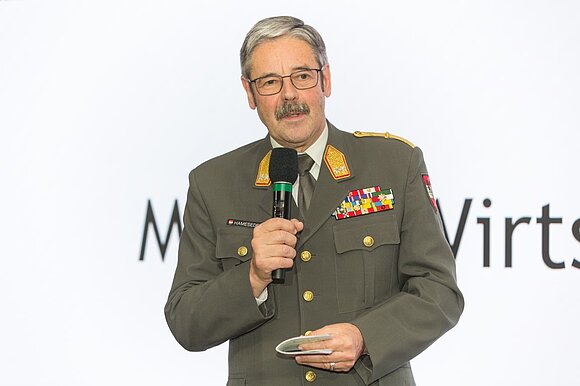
[[165, 123, 464, 385]]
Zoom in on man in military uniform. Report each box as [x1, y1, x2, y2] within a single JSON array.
[[165, 16, 463, 385]]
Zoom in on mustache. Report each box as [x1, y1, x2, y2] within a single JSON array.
[[275, 102, 311, 120]]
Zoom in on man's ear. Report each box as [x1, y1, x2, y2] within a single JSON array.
[[321, 64, 332, 97], [241, 76, 257, 109]]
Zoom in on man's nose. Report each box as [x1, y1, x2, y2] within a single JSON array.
[[281, 77, 299, 100]]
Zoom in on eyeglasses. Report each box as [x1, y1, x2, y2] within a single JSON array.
[[248, 68, 322, 96]]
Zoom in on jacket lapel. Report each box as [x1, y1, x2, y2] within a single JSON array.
[[297, 123, 358, 249]]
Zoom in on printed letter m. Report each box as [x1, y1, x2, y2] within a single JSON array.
[[139, 200, 182, 261]]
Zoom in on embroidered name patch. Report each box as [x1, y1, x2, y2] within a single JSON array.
[[333, 186, 395, 220], [227, 219, 261, 228]]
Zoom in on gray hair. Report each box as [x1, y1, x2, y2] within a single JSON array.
[[240, 16, 328, 79]]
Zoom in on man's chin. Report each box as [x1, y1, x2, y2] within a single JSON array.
[[273, 131, 318, 151]]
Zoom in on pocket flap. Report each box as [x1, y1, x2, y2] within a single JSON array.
[[333, 214, 400, 253], [216, 227, 253, 262]]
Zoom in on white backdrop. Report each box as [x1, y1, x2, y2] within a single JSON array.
[[1, 1, 578, 385]]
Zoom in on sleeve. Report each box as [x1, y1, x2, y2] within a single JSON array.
[[164, 169, 275, 351], [352, 146, 464, 383]]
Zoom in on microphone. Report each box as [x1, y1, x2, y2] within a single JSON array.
[[268, 148, 298, 284]]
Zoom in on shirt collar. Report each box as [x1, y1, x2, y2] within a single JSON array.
[[269, 123, 328, 170]]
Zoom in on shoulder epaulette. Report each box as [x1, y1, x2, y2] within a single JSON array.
[[353, 131, 415, 148]]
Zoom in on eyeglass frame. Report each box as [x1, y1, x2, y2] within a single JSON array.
[[246, 67, 323, 96]]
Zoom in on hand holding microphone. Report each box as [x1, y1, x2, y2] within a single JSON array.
[[249, 148, 302, 296], [269, 148, 299, 283]]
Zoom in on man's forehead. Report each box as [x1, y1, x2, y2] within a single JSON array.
[[249, 36, 318, 76]]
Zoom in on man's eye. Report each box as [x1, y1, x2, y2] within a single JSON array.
[[296, 72, 312, 80], [259, 78, 280, 87]]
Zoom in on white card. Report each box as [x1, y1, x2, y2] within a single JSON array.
[[275, 334, 333, 356]]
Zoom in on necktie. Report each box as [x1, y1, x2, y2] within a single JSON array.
[[298, 154, 316, 215]]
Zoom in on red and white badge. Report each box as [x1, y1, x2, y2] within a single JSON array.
[[422, 174, 438, 213]]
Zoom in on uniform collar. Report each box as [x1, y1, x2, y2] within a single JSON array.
[[269, 123, 328, 180], [255, 121, 354, 188]]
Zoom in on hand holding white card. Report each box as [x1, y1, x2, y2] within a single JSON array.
[[275, 334, 333, 356]]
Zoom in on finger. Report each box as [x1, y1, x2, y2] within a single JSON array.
[[295, 357, 351, 373], [255, 217, 299, 234], [262, 256, 295, 270], [260, 230, 298, 247], [253, 244, 297, 261], [294, 357, 346, 372], [290, 218, 304, 232], [295, 354, 337, 364], [253, 252, 295, 272], [298, 339, 333, 351], [294, 355, 327, 368]]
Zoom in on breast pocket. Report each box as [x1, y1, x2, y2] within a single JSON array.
[[216, 228, 253, 271], [333, 214, 400, 313]]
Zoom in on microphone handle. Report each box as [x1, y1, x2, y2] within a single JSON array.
[[271, 183, 292, 284]]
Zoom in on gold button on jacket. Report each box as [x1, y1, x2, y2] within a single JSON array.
[[363, 235, 375, 247], [305, 370, 316, 382], [300, 250, 312, 261]]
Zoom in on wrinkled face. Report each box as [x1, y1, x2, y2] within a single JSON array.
[[242, 36, 332, 153]]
